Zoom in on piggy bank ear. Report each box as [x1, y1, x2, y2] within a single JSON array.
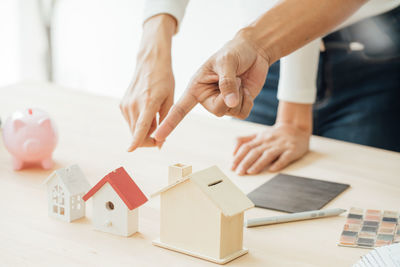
[[39, 118, 52, 129], [13, 119, 25, 132]]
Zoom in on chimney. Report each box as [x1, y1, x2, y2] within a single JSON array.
[[168, 163, 192, 184]]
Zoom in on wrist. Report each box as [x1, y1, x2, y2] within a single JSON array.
[[235, 27, 274, 65], [275, 101, 312, 134], [138, 14, 176, 62], [236, 21, 283, 65]]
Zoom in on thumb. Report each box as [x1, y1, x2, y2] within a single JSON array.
[[215, 54, 240, 108]]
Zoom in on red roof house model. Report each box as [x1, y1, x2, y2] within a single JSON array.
[[83, 167, 148, 210]]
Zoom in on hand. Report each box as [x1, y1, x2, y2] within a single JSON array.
[[154, 33, 270, 142], [120, 15, 176, 151], [120, 61, 174, 151], [232, 123, 310, 175]]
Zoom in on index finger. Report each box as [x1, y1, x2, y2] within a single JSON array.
[[154, 91, 198, 142], [128, 106, 159, 152]]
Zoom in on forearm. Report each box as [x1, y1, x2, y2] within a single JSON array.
[[238, 0, 367, 63], [137, 14, 176, 64], [276, 101, 312, 134]]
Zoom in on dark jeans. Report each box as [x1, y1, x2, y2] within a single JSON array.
[[246, 7, 400, 152]]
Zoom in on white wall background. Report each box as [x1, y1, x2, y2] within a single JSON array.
[[0, 0, 19, 86], [0, 0, 276, 108]]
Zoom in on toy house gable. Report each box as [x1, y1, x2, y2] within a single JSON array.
[[82, 167, 148, 237], [190, 166, 254, 217], [44, 164, 90, 222], [83, 167, 148, 210], [152, 165, 254, 216], [44, 164, 90, 193]]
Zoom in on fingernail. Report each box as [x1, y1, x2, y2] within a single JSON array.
[[247, 168, 254, 174], [225, 93, 238, 107]]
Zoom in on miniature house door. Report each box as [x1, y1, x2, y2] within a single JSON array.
[[52, 185, 65, 217]]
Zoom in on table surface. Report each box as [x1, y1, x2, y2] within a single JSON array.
[[0, 83, 399, 267]]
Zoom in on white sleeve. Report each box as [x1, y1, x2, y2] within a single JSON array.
[[277, 0, 400, 104], [277, 39, 320, 104], [143, 0, 190, 32]]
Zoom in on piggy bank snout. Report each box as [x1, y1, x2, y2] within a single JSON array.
[[23, 139, 41, 155]]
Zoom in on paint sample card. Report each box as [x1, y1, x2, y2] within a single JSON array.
[[352, 243, 400, 266], [338, 207, 400, 249], [247, 174, 349, 213]]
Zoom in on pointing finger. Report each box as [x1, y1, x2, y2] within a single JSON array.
[[154, 90, 198, 142]]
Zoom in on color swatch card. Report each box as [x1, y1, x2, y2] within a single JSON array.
[[353, 243, 400, 267], [339, 207, 400, 248]]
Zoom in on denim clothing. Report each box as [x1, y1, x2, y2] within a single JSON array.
[[246, 7, 400, 152]]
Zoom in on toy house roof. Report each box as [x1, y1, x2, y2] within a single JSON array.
[[44, 164, 91, 196], [152, 166, 254, 217], [82, 167, 148, 210]]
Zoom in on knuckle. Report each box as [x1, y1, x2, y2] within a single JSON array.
[[137, 121, 150, 130], [237, 111, 249, 120], [216, 51, 234, 63], [212, 107, 226, 117], [253, 146, 265, 154], [172, 105, 187, 119], [219, 77, 236, 89], [242, 144, 251, 151], [249, 149, 260, 157], [215, 111, 224, 117], [287, 143, 296, 151]]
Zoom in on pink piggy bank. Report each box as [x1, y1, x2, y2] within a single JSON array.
[[2, 108, 58, 170]]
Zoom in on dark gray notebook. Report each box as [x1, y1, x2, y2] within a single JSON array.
[[247, 173, 350, 213]]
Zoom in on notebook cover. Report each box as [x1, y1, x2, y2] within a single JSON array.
[[247, 173, 350, 213]]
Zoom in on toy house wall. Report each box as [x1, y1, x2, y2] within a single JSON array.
[[47, 177, 71, 222], [91, 183, 137, 236], [220, 213, 244, 259], [160, 180, 222, 259], [126, 208, 139, 236], [69, 193, 86, 221]]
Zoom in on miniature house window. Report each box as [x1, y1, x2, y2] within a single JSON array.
[[71, 196, 78, 210], [52, 185, 65, 216], [106, 201, 114, 210]]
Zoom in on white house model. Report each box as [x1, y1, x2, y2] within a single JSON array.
[[82, 167, 148, 237], [152, 164, 254, 264], [44, 164, 91, 222]]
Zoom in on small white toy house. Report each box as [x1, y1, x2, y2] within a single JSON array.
[[82, 167, 148, 237], [44, 164, 91, 222], [152, 164, 254, 264]]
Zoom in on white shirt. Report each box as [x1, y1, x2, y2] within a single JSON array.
[[143, 0, 400, 104]]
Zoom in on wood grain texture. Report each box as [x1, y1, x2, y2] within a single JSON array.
[[0, 83, 399, 267]]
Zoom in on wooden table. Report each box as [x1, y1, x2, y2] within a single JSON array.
[[0, 83, 399, 267]]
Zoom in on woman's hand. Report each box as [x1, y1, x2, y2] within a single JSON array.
[[120, 14, 176, 151], [232, 123, 310, 175], [232, 101, 312, 175]]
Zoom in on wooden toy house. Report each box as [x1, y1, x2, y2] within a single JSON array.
[[83, 167, 148, 237], [152, 164, 254, 264], [44, 164, 90, 222]]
